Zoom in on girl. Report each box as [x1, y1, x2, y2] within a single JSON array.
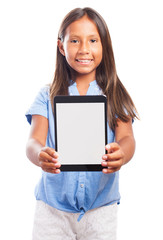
[[26, 7, 138, 240]]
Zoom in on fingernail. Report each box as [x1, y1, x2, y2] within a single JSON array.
[[103, 168, 108, 173], [53, 152, 58, 158], [102, 155, 107, 160], [106, 145, 110, 150], [52, 158, 57, 163], [56, 169, 61, 174], [102, 161, 107, 166]]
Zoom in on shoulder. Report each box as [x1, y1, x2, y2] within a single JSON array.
[[37, 85, 50, 101], [25, 85, 51, 124]]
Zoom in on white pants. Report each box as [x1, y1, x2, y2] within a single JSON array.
[[32, 200, 118, 240]]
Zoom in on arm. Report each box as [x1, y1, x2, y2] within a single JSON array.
[[101, 118, 135, 174], [26, 115, 61, 174]]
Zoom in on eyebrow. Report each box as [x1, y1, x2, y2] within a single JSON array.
[[69, 34, 100, 38]]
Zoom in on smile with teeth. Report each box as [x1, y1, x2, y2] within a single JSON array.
[[76, 59, 93, 63]]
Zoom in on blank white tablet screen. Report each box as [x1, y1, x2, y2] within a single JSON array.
[[56, 102, 106, 164]]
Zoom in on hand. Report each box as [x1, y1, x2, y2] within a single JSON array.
[[38, 147, 61, 174], [101, 143, 125, 174]]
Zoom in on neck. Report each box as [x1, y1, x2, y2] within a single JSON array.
[[74, 74, 95, 96], [75, 73, 95, 87]]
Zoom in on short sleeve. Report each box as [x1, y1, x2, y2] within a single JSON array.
[[25, 86, 49, 125], [123, 108, 135, 124]]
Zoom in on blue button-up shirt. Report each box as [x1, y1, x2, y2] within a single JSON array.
[[26, 80, 120, 221]]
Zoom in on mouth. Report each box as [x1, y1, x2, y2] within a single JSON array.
[[76, 59, 93, 64]]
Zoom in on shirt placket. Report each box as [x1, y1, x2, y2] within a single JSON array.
[[77, 172, 86, 210]]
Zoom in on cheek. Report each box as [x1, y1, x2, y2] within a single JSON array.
[[95, 49, 103, 63], [64, 46, 76, 62], [92, 45, 103, 61], [98, 49, 103, 62]]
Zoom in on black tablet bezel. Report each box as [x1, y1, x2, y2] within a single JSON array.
[[54, 95, 107, 171]]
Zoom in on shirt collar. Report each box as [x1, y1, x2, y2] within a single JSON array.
[[71, 80, 97, 87]]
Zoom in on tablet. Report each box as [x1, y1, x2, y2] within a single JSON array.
[[54, 95, 107, 171]]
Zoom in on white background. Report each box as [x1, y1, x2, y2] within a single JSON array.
[[0, 0, 163, 239]]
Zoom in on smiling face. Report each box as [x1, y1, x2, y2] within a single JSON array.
[[58, 15, 103, 82]]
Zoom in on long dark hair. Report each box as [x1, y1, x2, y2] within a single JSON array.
[[50, 7, 138, 130]]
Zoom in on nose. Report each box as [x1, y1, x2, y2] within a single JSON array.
[[78, 41, 90, 54]]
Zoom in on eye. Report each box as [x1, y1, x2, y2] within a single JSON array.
[[70, 39, 79, 43], [90, 39, 97, 43]]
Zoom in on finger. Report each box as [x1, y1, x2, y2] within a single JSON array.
[[43, 167, 61, 174], [102, 151, 124, 162], [105, 143, 120, 153], [102, 159, 123, 168], [42, 147, 59, 159], [102, 166, 121, 174], [40, 160, 61, 170], [39, 151, 59, 163], [53, 169, 61, 174], [102, 148, 124, 161], [39, 151, 53, 162]]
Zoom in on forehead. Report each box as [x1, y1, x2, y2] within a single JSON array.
[[65, 15, 100, 37]]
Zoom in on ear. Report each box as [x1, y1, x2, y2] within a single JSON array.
[[57, 39, 65, 56]]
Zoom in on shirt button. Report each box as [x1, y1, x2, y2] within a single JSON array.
[[80, 184, 84, 188]]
